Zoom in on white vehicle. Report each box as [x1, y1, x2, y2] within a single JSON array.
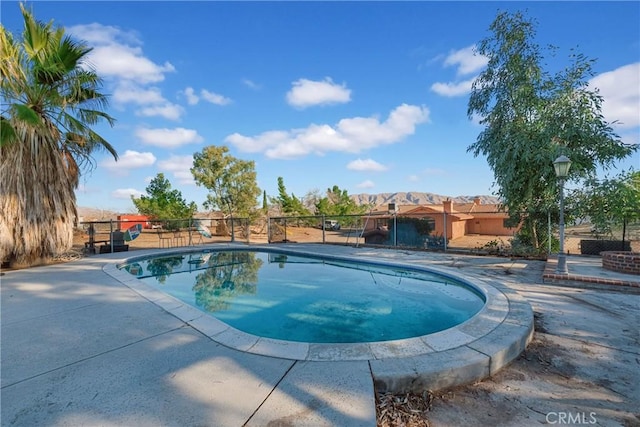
[[321, 220, 341, 231]]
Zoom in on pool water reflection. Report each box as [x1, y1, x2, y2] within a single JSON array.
[[120, 250, 485, 343]]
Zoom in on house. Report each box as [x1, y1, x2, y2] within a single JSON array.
[[455, 198, 518, 236], [362, 198, 519, 241]]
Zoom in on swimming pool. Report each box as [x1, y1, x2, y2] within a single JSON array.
[[107, 244, 533, 391], [119, 249, 485, 343]]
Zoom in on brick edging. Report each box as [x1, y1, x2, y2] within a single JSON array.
[[542, 258, 640, 289]]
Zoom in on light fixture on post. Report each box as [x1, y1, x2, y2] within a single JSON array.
[[553, 155, 571, 274]]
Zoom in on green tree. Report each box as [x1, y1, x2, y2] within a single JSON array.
[[191, 146, 261, 218], [275, 176, 310, 216], [193, 251, 262, 312], [1, 5, 117, 267], [262, 190, 268, 214], [132, 173, 196, 225], [467, 10, 636, 250], [568, 170, 640, 244], [316, 185, 368, 216], [146, 255, 184, 284]]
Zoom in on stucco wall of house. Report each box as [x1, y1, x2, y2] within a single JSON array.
[[364, 213, 468, 240], [450, 218, 467, 240], [467, 217, 516, 236]]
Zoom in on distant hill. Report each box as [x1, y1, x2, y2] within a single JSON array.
[[350, 192, 500, 207], [77, 207, 120, 221], [77, 191, 500, 220]]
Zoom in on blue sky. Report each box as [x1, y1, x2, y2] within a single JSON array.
[[2, 1, 639, 212]]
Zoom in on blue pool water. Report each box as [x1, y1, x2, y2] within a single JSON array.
[[120, 250, 485, 343]]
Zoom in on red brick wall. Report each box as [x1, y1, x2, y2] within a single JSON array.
[[602, 251, 640, 275]]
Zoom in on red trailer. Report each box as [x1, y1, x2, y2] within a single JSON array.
[[117, 215, 151, 230]]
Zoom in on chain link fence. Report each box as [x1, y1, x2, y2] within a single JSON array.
[[566, 218, 640, 255], [76, 217, 261, 254], [266, 212, 501, 252], [75, 212, 639, 257]]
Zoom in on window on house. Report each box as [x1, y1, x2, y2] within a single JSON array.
[[503, 218, 519, 228]]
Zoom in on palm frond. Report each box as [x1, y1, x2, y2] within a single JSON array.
[[0, 116, 18, 146], [12, 104, 41, 125]]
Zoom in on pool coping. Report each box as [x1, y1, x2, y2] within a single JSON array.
[[103, 243, 534, 392]]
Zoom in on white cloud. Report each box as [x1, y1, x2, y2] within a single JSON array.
[[286, 77, 352, 108], [69, 24, 182, 121], [225, 104, 429, 159], [443, 45, 488, 76], [136, 127, 204, 148], [69, 23, 174, 84], [407, 174, 420, 182], [184, 87, 199, 105], [112, 188, 145, 199], [430, 45, 487, 98], [68, 22, 141, 46], [201, 89, 232, 105], [157, 155, 196, 185], [242, 79, 261, 90], [347, 158, 388, 172], [113, 82, 183, 119], [113, 83, 165, 105], [181, 88, 232, 106], [101, 150, 156, 174], [137, 103, 184, 120], [430, 78, 475, 97], [356, 180, 376, 189], [589, 62, 640, 129]]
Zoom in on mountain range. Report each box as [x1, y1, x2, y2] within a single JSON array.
[[78, 192, 500, 220], [350, 192, 500, 207]]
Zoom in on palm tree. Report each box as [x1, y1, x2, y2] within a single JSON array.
[[1, 4, 117, 267]]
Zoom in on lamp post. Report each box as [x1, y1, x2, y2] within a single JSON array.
[[553, 155, 571, 274]]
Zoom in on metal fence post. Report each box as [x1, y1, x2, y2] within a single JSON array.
[[443, 211, 447, 252], [393, 213, 397, 247], [230, 217, 235, 242], [322, 215, 326, 244], [109, 220, 114, 253], [267, 217, 271, 243]]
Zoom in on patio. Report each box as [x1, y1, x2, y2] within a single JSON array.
[[1, 244, 638, 426]]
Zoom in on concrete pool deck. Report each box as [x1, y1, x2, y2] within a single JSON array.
[[1, 244, 638, 426]]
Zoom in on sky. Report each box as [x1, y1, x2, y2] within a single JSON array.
[[2, 1, 639, 213]]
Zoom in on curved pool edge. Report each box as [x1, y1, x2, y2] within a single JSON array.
[[102, 243, 533, 393]]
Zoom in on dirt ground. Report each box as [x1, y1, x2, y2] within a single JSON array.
[[377, 255, 640, 427], [66, 229, 640, 427]]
